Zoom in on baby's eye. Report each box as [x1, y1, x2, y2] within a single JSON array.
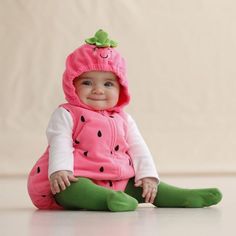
[[81, 80, 92, 86], [104, 82, 114, 87]]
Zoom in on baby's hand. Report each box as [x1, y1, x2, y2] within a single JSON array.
[[50, 170, 78, 195], [134, 177, 158, 204]]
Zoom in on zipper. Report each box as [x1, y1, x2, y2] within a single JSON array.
[[109, 115, 117, 155], [100, 110, 117, 156]]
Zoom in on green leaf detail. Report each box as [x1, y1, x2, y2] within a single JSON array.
[[85, 29, 118, 48]]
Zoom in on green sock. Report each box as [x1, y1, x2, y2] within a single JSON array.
[[155, 182, 222, 208], [55, 177, 138, 212], [125, 179, 222, 208]]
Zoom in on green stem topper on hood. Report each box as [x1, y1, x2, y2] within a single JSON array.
[[85, 29, 118, 48]]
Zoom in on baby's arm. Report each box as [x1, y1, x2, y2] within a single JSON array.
[[47, 107, 77, 194], [126, 114, 159, 203]]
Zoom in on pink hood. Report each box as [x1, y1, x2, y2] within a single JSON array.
[[62, 43, 130, 112]]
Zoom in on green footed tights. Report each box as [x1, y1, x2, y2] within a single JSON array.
[[125, 179, 222, 208], [55, 177, 222, 211], [55, 177, 138, 211]]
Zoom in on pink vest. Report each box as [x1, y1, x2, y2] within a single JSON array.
[[27, 103, 135, 209]]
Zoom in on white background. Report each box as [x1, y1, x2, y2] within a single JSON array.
[[0, 0, 235, 175]]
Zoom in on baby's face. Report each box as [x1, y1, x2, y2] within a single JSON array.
[[74, 71, 120, 111]]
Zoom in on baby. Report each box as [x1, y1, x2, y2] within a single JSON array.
[[27, 30, 222, 211]]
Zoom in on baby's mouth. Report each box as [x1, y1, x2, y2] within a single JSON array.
[[88, 97, 106, 101]]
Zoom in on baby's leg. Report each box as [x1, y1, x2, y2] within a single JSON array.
[[55, 177, 138, 211], [125, 179, 222, 208]]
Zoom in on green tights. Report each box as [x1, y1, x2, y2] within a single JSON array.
[[55, 177, 222, 212]]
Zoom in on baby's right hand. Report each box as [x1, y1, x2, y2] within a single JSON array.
[[50, 170, 78, 195]]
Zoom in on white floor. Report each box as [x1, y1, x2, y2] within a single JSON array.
[[0, 175, 235, 236]]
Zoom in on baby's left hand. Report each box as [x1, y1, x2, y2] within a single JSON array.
[[135, 177, 158, 204]]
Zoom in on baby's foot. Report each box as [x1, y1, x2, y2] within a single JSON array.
[[107, 191, 138, 212], [183, 188, 222, 208]]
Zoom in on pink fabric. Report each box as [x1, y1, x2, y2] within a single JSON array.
[[27, 148, 63, 210], [63, 44, 130, 112], [63, 103, 135, 188], [27, 43, 134, 209], [27, 104, 135, 209]]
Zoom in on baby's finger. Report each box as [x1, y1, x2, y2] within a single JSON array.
[[52, 179, 60, 194], [145, 191, 152, 203], [58, 179, 66, 191], [68, 175, 79, 182], [142, 183, 149, 198], [50, 182, 57, 195], [134, 180, 142, 187], [62, 175, 71, 187], [149, 189, 157, 204]]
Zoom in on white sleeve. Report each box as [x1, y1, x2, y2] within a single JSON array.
[[46, 107, 74, 177], [126, 114, 160, 183]]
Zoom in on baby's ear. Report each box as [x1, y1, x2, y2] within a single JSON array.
[[73, 76, 79, 85]]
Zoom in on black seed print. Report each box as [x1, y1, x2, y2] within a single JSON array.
[[109, 116, 114, 118], [75, 140, 80, 144], [111, 151, 113, 155], [129, 159, 132, 166], [109, 181, 113, 187], [97, 130, 102, 137], [81, 116, 85, 122], [115, 145, 119, 151], [99, 166, 104, 172], [37, 167, 40, 173], [41, 195, 46, 198], [84, 151, 88, 157], [65, 109, 70, 113]]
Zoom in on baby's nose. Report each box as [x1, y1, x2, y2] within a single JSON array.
[[92, 86, 104, 94]]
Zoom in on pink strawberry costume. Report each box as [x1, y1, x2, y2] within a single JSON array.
[[27, 30, 159, 209]]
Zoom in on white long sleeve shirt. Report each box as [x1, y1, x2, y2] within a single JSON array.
[[46, 107, 159, 183]]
